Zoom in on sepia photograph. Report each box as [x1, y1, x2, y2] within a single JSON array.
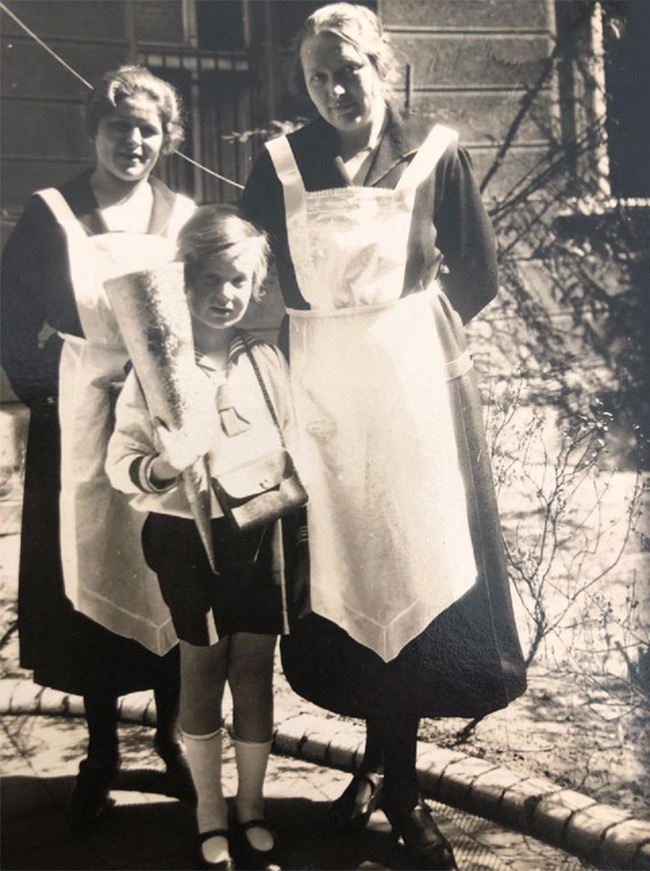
[[0, 1, 648, 869]]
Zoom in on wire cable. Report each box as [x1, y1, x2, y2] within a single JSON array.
[[0, 1, 93, 89], [174, 152, 244, 190], [0, 0, 245, 191]]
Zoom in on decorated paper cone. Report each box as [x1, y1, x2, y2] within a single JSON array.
[[181, 457, 215, 573], [105, 262, 216, 572]]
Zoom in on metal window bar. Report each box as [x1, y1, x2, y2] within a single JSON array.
[[137, 44, 262, 203]]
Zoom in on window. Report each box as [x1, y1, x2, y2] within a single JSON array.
[[196, 0, 246, 51]]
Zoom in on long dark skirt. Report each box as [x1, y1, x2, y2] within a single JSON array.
[[280, 292, 527, 721], [18, 406, 178, 697]]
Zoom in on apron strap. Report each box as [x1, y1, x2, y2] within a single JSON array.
[[36, 188, 87, 241], [164, 192, 196, 241], [265, 136, 307, 219], [395, 125, 459, 193], [445, 349, 473, 381]]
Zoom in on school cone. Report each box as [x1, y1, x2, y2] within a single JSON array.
[[181, 455, 215, 574], [105, 262, 216, 573]]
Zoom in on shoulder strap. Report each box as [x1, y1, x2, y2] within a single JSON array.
[[166, 193, 196, 240], [36, 188, 87, 240], [395, 125, 459, 193], [265, 136, 306, 219], [239, 331, 285, 448]]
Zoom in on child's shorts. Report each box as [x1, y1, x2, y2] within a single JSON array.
[[142, 513, 283, 645]]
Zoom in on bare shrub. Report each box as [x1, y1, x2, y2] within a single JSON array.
[[484, 378, 649, 714]]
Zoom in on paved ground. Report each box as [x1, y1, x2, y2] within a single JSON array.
[[2, 527, 649, 870], [2, 703, 594, 871]]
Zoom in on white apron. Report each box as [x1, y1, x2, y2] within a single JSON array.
[[37, 187, 193, 656], [266, 125, 478, 663]]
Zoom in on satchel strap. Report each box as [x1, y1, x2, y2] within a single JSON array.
[[239, 331, 286, 449]]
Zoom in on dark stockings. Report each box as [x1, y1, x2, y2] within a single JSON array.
[[84, 690, 119, 768], [153, 669, 182, 746], [83, 663, 181, 767], [365, 712, 420, 816]]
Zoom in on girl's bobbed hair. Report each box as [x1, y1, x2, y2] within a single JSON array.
[[86, 65, 184, 154], [177, 205, 271, 301], [291, 2, 399, 105]]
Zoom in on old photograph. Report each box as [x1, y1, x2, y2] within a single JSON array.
[[1, 2, 648, 869]]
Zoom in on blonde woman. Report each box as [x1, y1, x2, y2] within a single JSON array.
[[243, 5, 526, 867]]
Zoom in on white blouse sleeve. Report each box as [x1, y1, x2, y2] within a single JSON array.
[[105, 370, 174, 495]]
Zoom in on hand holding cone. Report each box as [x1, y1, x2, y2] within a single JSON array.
[[105, 262, 217, 572]]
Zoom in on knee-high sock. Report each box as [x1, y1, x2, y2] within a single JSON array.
[[182, 728, 229, 863], [234, 737, 273, 851]]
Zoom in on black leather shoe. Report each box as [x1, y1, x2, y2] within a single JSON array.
[[67, 757, 118, 829], [197, 828, 234, 870], [386, 802, 458, 870], [233, 817, 280, 871], [325, 770, 384, 832]]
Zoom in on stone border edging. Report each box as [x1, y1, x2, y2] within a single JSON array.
[[1, 677, 648, 870]]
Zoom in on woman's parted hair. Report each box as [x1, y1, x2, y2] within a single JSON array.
[[86, 65, 184, 154], [291, 2, 399, 102], [177, 205, 271, 301]]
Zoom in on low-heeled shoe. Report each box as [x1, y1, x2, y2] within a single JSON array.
[[67, 757, 118, 829], [197, 827, 234, 870], [325, 770, 384, 832], [233, 817, 281, 871], [386, 802, 458, 870]]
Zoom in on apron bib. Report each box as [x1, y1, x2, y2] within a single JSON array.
[[266, 126, 477, 663], [37, 187, 189, 655]]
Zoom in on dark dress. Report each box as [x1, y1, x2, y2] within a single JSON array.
[[242, 112, 527, 720], [0, 172, 184, 696]]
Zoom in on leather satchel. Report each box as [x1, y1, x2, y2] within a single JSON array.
[[213, 447, 307, 532], [212, 333, 307, 532]]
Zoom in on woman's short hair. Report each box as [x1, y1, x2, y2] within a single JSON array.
[[177, 205, 271, 301], [291, 2, 399, 104], [86, 65, 184, 154]]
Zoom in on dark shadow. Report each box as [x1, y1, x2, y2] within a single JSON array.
[[0, 772, 422, 870], [1, 773, 457, 870], [1, 773, 195, 871], [114, 766, 195, 802], [264, 796, 411, 871]]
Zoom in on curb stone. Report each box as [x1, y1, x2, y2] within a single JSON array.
[[463, 764, 532, 819], [532, 788, 599, 846], [632, 841, 650, 870], [566, 804, 637, 859], [602, 821, 650, 869], [1, 676, 648, 870], [497, 773, 562, 830]]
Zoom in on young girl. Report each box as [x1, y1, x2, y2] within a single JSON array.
[[107, 205, 295, 870]]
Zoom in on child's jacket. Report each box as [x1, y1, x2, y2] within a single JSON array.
[[106, 331, 299, 518]]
